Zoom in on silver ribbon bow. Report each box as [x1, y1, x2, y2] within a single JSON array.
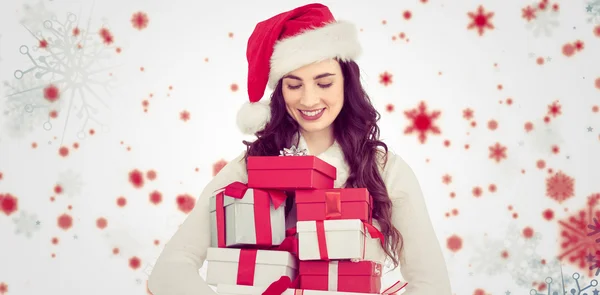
[[279, 145, 308, 156]]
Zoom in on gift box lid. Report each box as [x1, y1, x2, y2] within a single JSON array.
[[299, 261, 382, 276], [295, 188, 371, 204], [209, 188, 285, 212], [207, 248, 297, 269], [247, 156, 336, 179], [209, 188, 256, 212], [217, 284, 371, 295], [296, 219, 364, 233]]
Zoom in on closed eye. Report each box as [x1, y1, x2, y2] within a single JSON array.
[[287, 83, 333, 90]]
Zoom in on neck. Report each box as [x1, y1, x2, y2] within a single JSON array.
[[300, 126, 335, 156]]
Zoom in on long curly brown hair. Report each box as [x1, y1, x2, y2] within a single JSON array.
[[242, 59, 403, 268]]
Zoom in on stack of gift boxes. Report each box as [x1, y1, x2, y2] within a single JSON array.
[[205, 149, 407, 295]]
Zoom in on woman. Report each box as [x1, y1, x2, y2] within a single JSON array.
[[148, 3, 452, 295]]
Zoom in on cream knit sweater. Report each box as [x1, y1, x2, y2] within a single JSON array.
[[148, 136, 452, 295]]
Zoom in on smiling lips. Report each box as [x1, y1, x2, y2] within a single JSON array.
[[298, 108, 325, 121]]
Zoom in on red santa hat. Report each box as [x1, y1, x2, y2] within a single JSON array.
[[236, 3, 362, 135]]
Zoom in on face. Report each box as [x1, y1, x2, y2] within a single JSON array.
[[281, 59, 344, 134]]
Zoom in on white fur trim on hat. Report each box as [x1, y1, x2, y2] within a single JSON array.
[[236, 100, 272, 135], [267, 20, 362, 90]]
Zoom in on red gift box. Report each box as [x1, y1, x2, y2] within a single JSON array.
[[247, 156, 336, 190], [295, 189, 372, 223], [298, 260, 382, 293]]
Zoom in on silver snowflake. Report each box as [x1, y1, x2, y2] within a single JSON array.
[[2, 74, 64, 138], [9, 11, 118, 144], [530, 268, 598, 295], [586, 0, 600, 24], [12, 211, 41, 238], [57, 169, 84, 198], [19, 0, 56, 32], [469, 223, 568, 288], [470, 235, 509, 276], [525, 3, 560, 37]]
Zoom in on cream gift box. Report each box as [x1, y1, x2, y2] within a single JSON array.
[[206, 247, 298, 287], [209, 182, 287, 248], [216, 284, 375, 295], [296, 219, 386, 263]]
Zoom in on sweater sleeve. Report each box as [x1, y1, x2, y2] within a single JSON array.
[[147, 151, 248, 295], [383, 152, 452, 295]]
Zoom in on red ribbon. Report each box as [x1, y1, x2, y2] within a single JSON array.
[[236, 249, 258, 285], [315, 220, 330, 260], [324, 191, 342, 219], [363, 222, 385, 249], [313, 220, 385, 261], [270, 227, 298, 256], [215, 182, 287, 247], [261, 275, 299, 295]]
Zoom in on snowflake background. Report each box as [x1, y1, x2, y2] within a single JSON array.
[[0, 0, 599, 295]]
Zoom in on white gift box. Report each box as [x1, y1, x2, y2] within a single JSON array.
[[209, 187, 287, 248], [296, 219, 386, 263], [206, 247, 297, 287], [217, 284, 373, 295]]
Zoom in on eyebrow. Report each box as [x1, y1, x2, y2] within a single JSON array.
[[283, 73, 335, 81]]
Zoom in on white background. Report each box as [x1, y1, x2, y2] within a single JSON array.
[[0, 0, 599, 294]]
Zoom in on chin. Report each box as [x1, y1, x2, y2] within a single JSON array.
[[298, 121, 333, 134]]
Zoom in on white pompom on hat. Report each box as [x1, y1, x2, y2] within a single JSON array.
[[238, 3, 362, 135]]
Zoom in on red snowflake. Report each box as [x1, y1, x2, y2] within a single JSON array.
[[99, 28, 114, 45], [96, 217, 107, 229], [129, 169, 145, 189], [57, 213, 73, 230], [39, 39, 49, 48], [574, 40, 585, 51], [558, 193, 600, 277], [0, 193, 18, 216], [563, 43, 576, 57], [129, 256, 141, 270], [472, 186, 483, 197], [379, 72, 393, 86], [546, 171, 574, 203], [489, 143, 507, 162], [547, 101, 562, 117], [442, 174, 452, 184], [403, 101, 441, 144], [467, 5, 495, 36], [447, 234, 463, 252], [131, 11, 149, 30], [385, 104, 394, 113], [149, 190, 162, 205], [44, 84, 60, 102], [462, 108, 474, 120], [176, 194, 196, 214], [180, 110, 190, 122], [522, 5, 537, 21], [0, 282, 7, 294]]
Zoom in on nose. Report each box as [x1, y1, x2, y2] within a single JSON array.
[[299, 84, 320, 108]]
